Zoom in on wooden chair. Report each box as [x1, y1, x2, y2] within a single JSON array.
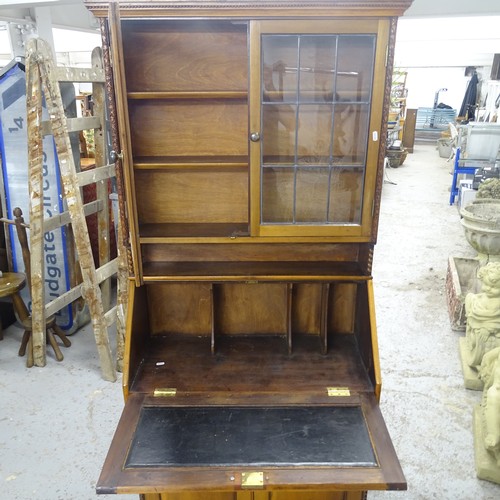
[[13, 207, 71, 366], [0, 271, 29, 340]]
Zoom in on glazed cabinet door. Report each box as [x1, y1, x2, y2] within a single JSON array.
[[250, 20, 390, 238]]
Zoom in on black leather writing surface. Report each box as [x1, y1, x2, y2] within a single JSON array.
[[125, 406, 377, 468]]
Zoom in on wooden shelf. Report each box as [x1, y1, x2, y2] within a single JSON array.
[[262, 158, 365, 168], [131, 333, 372, 394], [134, 156, 248, 170], [128, 91, 247, 100], [140, 222, 249, 239], [141, 261, 367, 281], [263, 90, 370, 103]]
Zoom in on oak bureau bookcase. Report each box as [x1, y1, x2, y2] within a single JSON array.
[[84, 1, 413, 499]]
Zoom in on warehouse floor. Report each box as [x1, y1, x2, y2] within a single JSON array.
[[1, 143, 499, 499]]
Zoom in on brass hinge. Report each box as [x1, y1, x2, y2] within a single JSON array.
[[153, 387, 177, 397], [327, 387, 350, 397], [241, 471, 264, 489]]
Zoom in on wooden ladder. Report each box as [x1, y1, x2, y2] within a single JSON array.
[[25, 37, 127, 382]]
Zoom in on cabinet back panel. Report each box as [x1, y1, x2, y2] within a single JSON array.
[[147, 283, 212, 336], [215, 283, 288, 335], [129, 101, 248, 157], [122, 20, 248, 92], [330, 283, 357, 333], [328, 170, 364, 224], [135, 171, 249, 224], [142, 243, 359, 263], [292, 283, 322, 335], [262, 168, 363, 225], [142, 282, 357, 338], [262, 106, 368, 160]]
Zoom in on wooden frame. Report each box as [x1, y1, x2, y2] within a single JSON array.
[[85, 1, 413, 18]]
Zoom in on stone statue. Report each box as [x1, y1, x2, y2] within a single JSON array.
[[465, 262, 500, 369], [481, 349, 500, 456], [480, 346, 500, 387], [474, 347, 500, 482], [465, 266, 500, 481]]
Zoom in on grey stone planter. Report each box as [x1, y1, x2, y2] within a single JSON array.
[[461, 202, 500, 264]]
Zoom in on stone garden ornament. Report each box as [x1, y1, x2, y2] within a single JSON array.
[[462, 263, 500, 483], [473, 345, 500, 483], [460, 262, 500, 389]]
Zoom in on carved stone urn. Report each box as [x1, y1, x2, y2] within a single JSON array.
[[460, 202, 500, 264]]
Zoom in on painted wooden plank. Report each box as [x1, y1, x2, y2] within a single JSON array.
[[45, 258, 118, 318], [76, 163, 116, 187], [41, 116, 102, 136], [55, 66, 105, 83], [104, 305, 117, 327], [24, 36, 125, 379], [100, 15, 128, 372], [25, 39, 47, 367], [115, 213, 128, 372], [93, 47, 112, 314], [44, 199, 104, 233]]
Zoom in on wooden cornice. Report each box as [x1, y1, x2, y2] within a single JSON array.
[[84, 0, 413, 18]]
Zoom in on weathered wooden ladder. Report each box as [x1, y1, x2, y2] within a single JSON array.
[[25, 37, 127, 382]]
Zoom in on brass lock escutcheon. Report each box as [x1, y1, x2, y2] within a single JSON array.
[[327, 387, 351, 397], [153, 387, 177, 397], [241, 471, 264, 489]]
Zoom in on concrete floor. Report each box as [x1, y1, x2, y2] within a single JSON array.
[[1, 143, 499, 499]]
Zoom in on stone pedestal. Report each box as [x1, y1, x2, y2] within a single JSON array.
[[473, 404, 500, 485]]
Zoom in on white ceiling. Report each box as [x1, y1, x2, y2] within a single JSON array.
[[397, 0, 500, 68], [0, 1, 98, 32], [404, 0, 500, 17], [396, 15, 500, 67], [0, 0, 499, 69], [0, 0, 499, 32]]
